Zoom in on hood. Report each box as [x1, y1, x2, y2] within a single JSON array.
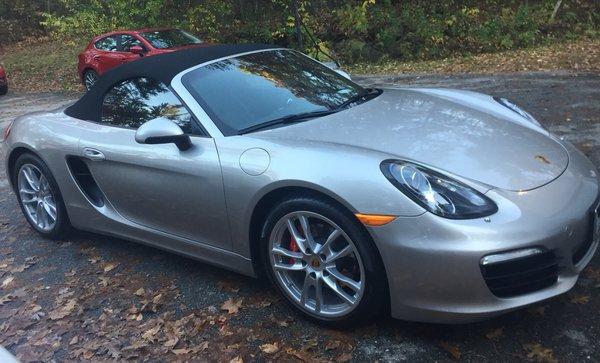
[[257, 88, 568, 191]]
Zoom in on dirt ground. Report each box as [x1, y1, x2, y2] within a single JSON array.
[[1, 72, 599, 362]]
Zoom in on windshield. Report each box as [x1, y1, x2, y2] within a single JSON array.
[[141, 29, 202, 49], [181, 49, 368, 135]]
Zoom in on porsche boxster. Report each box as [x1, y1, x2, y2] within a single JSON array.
[[3, 45, 599, 326]]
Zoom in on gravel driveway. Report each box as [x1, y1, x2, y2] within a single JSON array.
[[1, 72, 599, 362]]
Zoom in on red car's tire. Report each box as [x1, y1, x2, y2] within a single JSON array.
[[83, 70, 99, 91]]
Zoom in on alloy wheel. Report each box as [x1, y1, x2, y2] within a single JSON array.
[[269, 211, 365, 318], [84, 71, 98, 90], [18, 164, 57, 232]]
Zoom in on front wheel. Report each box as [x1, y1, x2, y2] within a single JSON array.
[[0, 84, 7, 96], [260, 197, 388, 327], [13, 153, 71, 239]]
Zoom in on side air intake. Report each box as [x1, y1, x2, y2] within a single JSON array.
[[66, 156, 105, 207]]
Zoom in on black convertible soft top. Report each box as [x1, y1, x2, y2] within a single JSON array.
[[66, 43, 277, 122]]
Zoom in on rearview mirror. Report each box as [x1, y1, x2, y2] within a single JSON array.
[[135, 117, 191, 151], [129, 45, 146, 56]]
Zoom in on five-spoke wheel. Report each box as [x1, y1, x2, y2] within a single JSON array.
[[269, 211, 365, 318], [13, 153, 70, 239], [18, 164, 57, 231], [261, 197, 387, 326]]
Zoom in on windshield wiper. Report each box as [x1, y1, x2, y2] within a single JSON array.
[[238, 109, 338, 135], [334, 88, 382, 111]]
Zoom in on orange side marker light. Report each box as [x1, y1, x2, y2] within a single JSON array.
[[355, 213, 397, 226]]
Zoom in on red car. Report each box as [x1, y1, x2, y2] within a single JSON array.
[[77, 28, 207, 90], [0, 65, 7, 96]]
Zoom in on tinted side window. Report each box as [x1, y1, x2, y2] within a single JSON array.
[[95, 36, 118, 51], [120, 35, 144, 51], [101, 77, 196, 134]]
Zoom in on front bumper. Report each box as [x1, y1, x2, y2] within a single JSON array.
[[369, 143, 599, 323]]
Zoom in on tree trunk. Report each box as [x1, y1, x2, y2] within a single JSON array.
[[549, 0, 563, 23]]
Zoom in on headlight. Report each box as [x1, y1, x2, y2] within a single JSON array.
[[380, 160, 498, 219], [493, 97, 540, 126]]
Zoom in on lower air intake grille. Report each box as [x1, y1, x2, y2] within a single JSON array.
[[481, 250, 558, 298]]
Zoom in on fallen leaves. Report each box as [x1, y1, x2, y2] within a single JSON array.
[[1, 276, 14, 288], [134, 288, 145, 296], [221, 298, 244, 314], [349, 39, 600, 76], [439, 341, 461, 360], [103, 263, 118, 273], [260, 342, 279, 354], [524, 343, 558, 363], [569, 295, 591, 305], [49, 299, 76, 320]]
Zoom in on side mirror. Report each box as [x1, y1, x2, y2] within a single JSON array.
[[129, 45, 146, 56], [335, 69, 351, 80], [322, 61, 351, 80], [135, 117, 191, 151]]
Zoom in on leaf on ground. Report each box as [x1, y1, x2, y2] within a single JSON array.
[[221, 298, 244, 314], [134, 288, 145, 296], [152, 293, 163, 305], [142, 324, 161, 341], [325, 340, 342, 351], [103, 263, 118, 273], [260, 342, 279, 354], [230, 356, 243, 363], [285, 348, 310, 361], [217, 280, 240, 293], [524, 343, 558, 363], [486, 328, 504, 340], [439, 341, 461, 360], [49, 299, 76, 320], [570, 295, 590, 304], [1, 276, 14, 288], [172, 348, 192, 355]]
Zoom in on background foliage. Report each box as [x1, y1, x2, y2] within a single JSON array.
[[1, 0, 598, 63]]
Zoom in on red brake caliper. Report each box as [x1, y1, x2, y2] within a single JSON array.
[[289, 235, 299, 264]]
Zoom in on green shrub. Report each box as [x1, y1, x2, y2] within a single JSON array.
[[2, 0, 597, 63]]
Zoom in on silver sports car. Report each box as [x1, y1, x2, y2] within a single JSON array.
[[3, 45, 599, 326]]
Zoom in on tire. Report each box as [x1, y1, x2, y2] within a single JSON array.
[[83, 69, 99, 91], [259, 196, 388, 327], [0, 84, 6, 96], [12, 153, 71, 239]]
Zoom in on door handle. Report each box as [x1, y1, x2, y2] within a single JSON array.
[[82, 148, 105, 161]]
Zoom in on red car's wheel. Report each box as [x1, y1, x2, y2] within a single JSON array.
[[83, 70, 99, 91]]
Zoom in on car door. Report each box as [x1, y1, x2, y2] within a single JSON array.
[[94, 35, 124, 73], [118, 34, 146, 64], [77, 77, 231, 250]]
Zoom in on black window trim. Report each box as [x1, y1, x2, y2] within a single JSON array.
[[97, 76, 209, 137]]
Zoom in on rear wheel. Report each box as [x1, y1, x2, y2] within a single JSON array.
[[0, 84, 6, 96], [83, 70, 99, 91], [260, 196, 387, 327], [13, 153, 71, 239]]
